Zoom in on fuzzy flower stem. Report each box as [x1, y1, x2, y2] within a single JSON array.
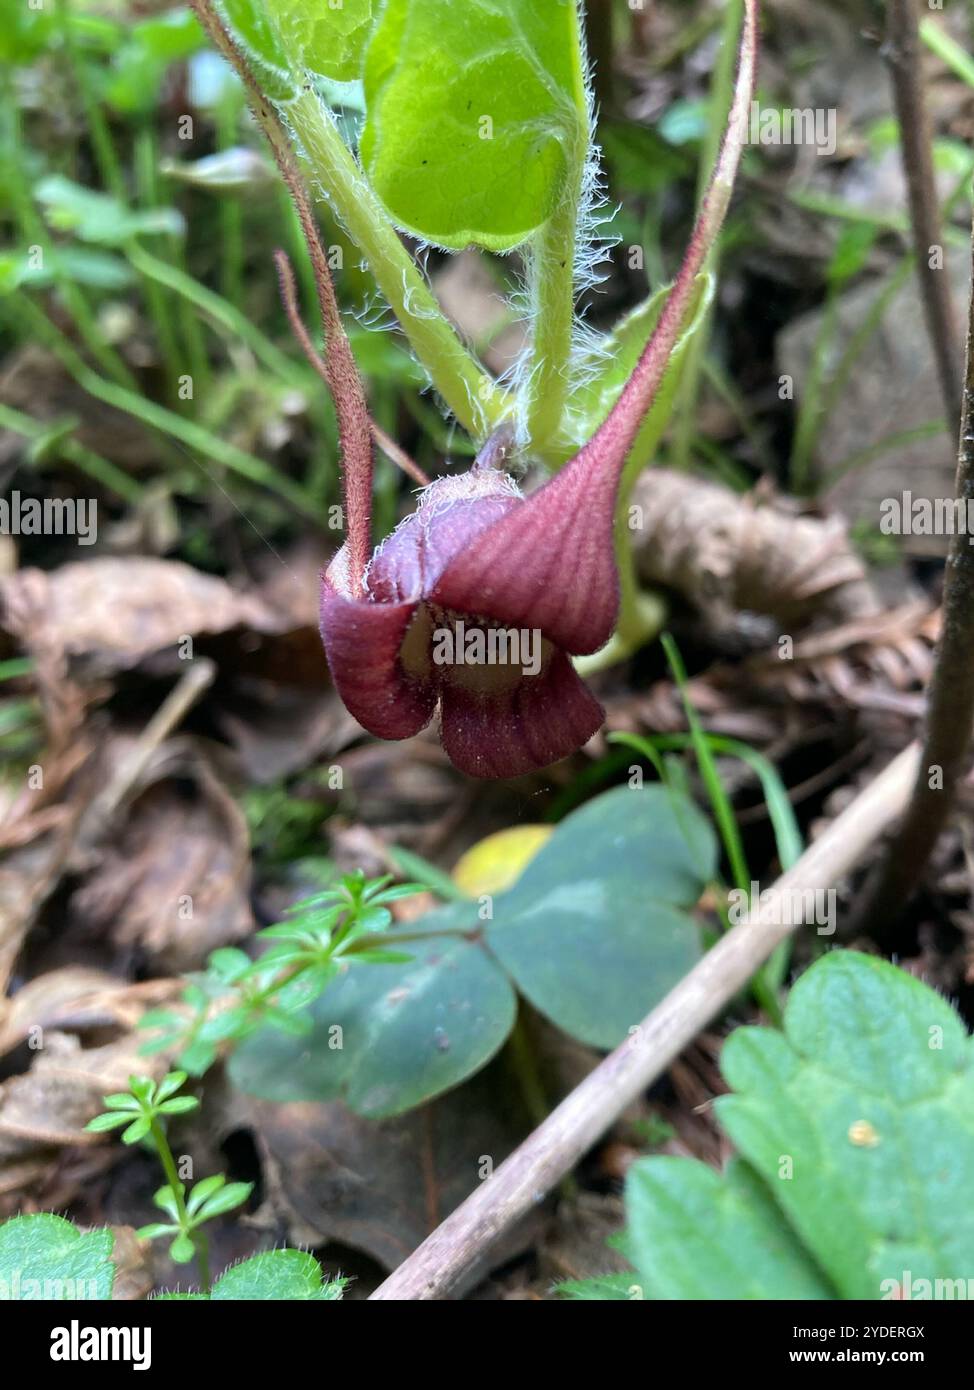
[[578, 0, 758, 672], [273, 249, 374, 590], [580, 0, 757, 483], [275, 249, 429, 488], [191, 0, 503, 442], [191, 0, 374, 592], [524, 1, 589, 456]]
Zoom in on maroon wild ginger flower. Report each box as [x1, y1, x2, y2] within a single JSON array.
[[320, 428, 612, 778], [286, 2, 758, 778]]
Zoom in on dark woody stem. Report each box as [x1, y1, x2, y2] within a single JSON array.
[[884, 0, 962, 432], [190, 0, 374, 594], [855, 217, 974, 933]]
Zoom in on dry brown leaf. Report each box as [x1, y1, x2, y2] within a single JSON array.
[[218, 684, 355, 783], [109, 1226, 154, 1302], [245, 1061, 536, 1283], [0, 826, 77, 994], [0, 556, 282, 679], [0, 1030, 169, 1176], [631, 468, 879, 628], [0, 567, 97, 778], [0, 969, 177, 1057], [69, 741, 253, 971]]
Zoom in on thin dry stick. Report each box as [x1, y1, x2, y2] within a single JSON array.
[[275, 249, 429, 488], [884, 0, 962, 430], [369, 422, 430, 489], [75, 658, 216, 854], [371, 741, 920, 1300], [857, 218, 974, 929]]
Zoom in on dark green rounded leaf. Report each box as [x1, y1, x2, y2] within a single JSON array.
[[485, 786, 714, 1048], [230, 905, 515, 1117]]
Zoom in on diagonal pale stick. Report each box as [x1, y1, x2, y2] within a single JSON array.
[[371, 741, 920, 1300]]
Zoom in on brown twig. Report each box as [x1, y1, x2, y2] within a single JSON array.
[[370, 422, 430, 488], [857, 218, 974, 930], [274, 249, 429, 487], [74, 658, 215, 856], [884, 0, 962, 431], [370, 742, 920, 1300]]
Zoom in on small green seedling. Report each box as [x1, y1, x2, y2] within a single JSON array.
[[86, 1071, 251, 1289], [139, 871, 424, 1076]]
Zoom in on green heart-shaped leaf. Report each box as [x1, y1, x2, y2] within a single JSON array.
[[360, 0, 588, 250], [230, 904, 515, 1117], [485, 785, 715, 1049]]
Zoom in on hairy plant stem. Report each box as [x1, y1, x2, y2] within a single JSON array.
[[857, 220, 974, 930], [576, 0, 758, 672], [672, 0, 743, 472], [191, 1, 377, 583], [526, 183, 583, 455], [191, 0, 504, 441], [524, 7, 589, 455], [884, 0, 962, 432], [283, 88, 507, 441], [149, 1117, 211, 1293]]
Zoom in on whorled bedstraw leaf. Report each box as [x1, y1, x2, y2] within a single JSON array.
[[169, 1234, 195, 1264], [361, 0, 588, 250], [716, 950, 974, 1300], [230, 902, 517, 1117], [0, 1214, 114, 1301], [232, 786, 716, 1109]]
